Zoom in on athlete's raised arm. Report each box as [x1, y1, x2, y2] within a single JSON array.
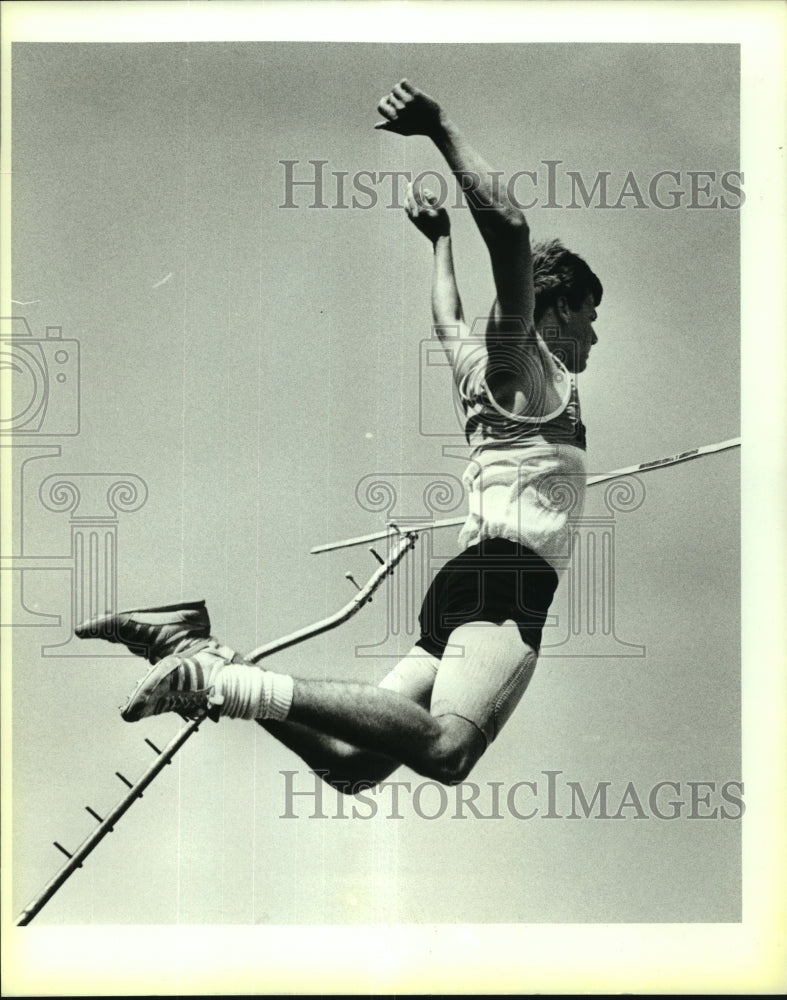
[[404, 183, 464, 332], [377, 79, 534, 336]]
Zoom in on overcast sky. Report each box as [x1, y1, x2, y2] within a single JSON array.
[[6, 36, 747, 937]]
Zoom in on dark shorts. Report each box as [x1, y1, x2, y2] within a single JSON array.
[[415, 538, 559, 659]]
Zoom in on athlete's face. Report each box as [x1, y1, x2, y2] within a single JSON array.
[[561, 294, 598, 373]]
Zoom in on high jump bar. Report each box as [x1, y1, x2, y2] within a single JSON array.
[[310, 436, 741, 554]]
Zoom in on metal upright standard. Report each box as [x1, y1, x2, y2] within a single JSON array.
[[16, 530, 418, 926]]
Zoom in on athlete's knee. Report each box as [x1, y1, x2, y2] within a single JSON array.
[[423, 716, 486, 785]]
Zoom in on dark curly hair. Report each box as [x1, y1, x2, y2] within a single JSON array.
[[532, 238, 603, 324]]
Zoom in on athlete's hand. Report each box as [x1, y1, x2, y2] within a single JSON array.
[[375, 80, 444, 137], [405, 182, 450, 242]]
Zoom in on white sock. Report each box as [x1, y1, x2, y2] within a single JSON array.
[[211, 662, 294, 721]]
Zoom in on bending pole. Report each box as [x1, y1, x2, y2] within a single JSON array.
[[246, 530, 417, 663], [16, 531, 418, 926], [310, 436, 741, 554]]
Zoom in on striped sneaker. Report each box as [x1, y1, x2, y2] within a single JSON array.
[[75, 600, 212, 664], [120, 641, 239, 723]]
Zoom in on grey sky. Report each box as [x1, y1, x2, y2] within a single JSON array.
[[10, 39, 741, 931]]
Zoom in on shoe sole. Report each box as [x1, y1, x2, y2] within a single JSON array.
[[74, 600, 207, 638]]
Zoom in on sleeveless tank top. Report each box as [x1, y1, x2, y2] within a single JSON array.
[[454, 337, 587, 570]]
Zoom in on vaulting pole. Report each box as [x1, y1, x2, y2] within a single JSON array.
[[16, 718, 205, 926], [16, 531, 418, 925]]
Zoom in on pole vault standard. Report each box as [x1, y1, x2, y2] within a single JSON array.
[[15, 530, 418, 926], [309, 437, 741, 554]]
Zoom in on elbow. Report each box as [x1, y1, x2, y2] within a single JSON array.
[[504, 206, 528, 231], [503, 207, 529, 237], [487, 206, 529, 247]]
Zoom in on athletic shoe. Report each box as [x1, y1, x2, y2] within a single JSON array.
[[120, 641, 236, 723], [74, 600, 212, 663]]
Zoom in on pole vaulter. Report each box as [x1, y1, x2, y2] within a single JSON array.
[[16, 75, 742, 925], [16, 435, 740, 925]]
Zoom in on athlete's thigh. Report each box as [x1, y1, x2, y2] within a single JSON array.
[[430, 619, 538, 744], [377, 645, 440, 710]]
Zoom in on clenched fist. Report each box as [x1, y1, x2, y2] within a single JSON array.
[[375, 79, 444, 137], [405, 182, 450, 242]]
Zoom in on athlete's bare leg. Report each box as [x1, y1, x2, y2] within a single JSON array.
[[282, 677, 485, 785], [119, 618, 536, 786], [259, 647, 439, 789], [256, 620, 536, 784], [260, 719, 399, 790]]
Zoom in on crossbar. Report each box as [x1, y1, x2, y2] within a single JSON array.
[[310, 437, 741, 554]]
